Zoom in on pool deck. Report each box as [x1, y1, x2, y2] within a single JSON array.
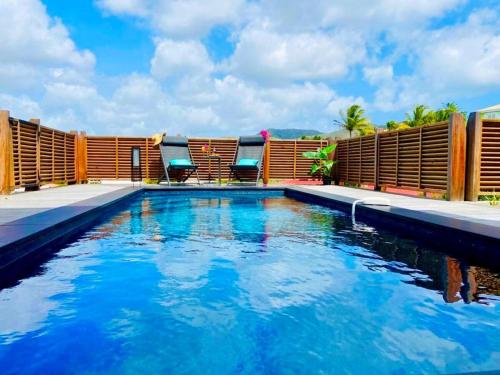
[[0, 185, 141, 270], [1, 183, 499, 270], [285, 185, 500, 241]]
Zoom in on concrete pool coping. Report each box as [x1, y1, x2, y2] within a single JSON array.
[[284, 186, 500, 242], [1, 183, 499, 271], [0, 186, 142, 271]]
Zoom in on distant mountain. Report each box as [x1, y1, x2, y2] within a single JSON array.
[[319, 129, 353, 139], [264, 127, 383, 140], [266, 128, 322, 139]]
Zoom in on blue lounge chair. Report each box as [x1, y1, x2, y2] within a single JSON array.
[[159, 136, 200, 185], [228, 136, 265, 185]]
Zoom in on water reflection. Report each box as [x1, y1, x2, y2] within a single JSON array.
[[0, 240, 102, 343], [0, 193, 499, 374], [288, 201, 500, 305]]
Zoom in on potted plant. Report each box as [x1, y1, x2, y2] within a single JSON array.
[[302, 144, 337, 185]]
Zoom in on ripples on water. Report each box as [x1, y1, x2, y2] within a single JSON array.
[[0, 192, 499, 374]]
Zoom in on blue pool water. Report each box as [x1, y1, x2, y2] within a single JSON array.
[[0, 191, 499, 374]]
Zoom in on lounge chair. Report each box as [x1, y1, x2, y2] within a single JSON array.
[[159, 136, 200, 185], [228, 136, 265, 185]]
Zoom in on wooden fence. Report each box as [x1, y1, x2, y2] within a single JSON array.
[[84, 136, 326, 181], [335, 114, 466, 200], [0, 110, 77, 193], [2, 108, 499, 202], [466, 113, 500, 200]]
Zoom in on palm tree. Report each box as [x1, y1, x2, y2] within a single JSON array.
[[403, 105, 435, 127], [357, 123, 377, 136], [338, 104, 369, 138], [434, 102, 465, 122], [386, 120, 399, 130]]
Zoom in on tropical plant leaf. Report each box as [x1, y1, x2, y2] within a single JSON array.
[[322, 160, 334, 174], [310, 164, 320, 174], [302, 151, 320, 159], [321, 144, 337, 154], [323, 160, 334, 169]]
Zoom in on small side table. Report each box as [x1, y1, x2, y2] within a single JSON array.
[[207, 154, 222, 186]]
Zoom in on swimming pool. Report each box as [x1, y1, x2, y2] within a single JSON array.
[[0, 191, 499, 374]]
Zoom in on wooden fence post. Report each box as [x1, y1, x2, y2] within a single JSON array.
[[465, 112, 482, 201], [327, 137, 338, 184], [374, 134, 381, 191], [77, 131, 88, 183], [447, 113, 466, 201], [29, 118, 41, 189], [115, 137, 119, 179], [0, 110, 14, 194], [263, 139, 271, 185]]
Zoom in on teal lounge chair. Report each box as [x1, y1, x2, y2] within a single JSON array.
[[228, 136, 265, 185], [159, 136, 200, 185]]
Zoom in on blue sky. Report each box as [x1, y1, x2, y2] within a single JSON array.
[[0, 0, 499, 136]]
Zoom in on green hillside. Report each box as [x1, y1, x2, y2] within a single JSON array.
[[266, 128, 322, 139]]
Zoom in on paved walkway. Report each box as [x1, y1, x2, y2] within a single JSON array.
[[287, 185, 500, 240], [0, 185, 141, 270], [0, 184, 133, 225]]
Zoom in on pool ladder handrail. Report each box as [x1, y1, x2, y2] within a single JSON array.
[[351, 197, 391, 224]]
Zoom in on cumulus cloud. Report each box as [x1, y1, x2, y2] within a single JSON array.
[[153, 0, 246, 38], [418, 9, 500, 91], [365, 7, 500, 112], [0, 0, 94, 92], [229, 25, 365, 83], [256, 0, 463, 35], [96, 0, 246, 38], [151, 39, 214, 80], [2, 0, 499, 136], [95, 0, 151, 17]]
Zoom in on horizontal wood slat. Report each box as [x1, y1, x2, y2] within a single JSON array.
[[86, 137, 327, 181], [336, 121, 450, 193], [270, 140, 327, 180], [337, 135, 376, 185], [479, 120, 500, 193], [9, 118, 76, 187]]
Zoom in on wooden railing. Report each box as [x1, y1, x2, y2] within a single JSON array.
[[465, 113, 500, 200], [335, 114, 466, 200]]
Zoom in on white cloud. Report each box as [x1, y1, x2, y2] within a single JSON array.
[[38, 72, 352, 136], [230, 25, 365, 83], [44, 83, 100, 108], [363, 65, 394, 86], [256, 0, 463, 34], [0, 93, 42, 120], [0, 0, 94, 95], [151, 39, 214, 80], [3, 0, 499, 138], [95, 0, 151, 17], [418, 9, 500, 91], [366, 7, 500, 112], [96, 0, 246, 38], [326, 94, 367, 116], [0, 0, 94, 68], [153, 0, 245, 38]]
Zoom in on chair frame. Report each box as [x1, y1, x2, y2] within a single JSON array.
[[159, 136, 201, 186], [228, 137, 265, 186]]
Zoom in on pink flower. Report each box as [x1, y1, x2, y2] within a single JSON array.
[[260, 130, 270, 141]]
